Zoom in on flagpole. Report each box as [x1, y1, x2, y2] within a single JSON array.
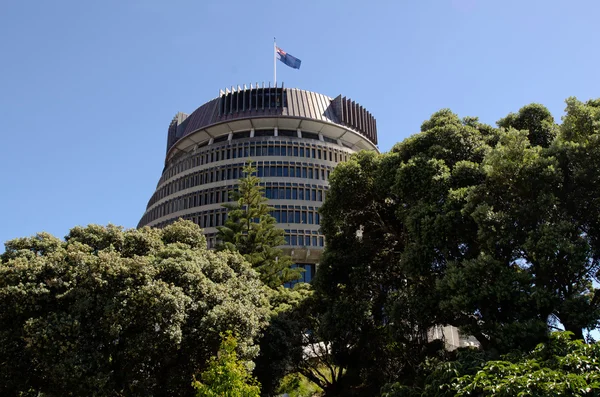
[[273, 37, 277, 86]]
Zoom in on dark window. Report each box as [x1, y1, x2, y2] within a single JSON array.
[[255, 129, 274, 137], [233, 131, 251, 139], [279, 129, 297, 137], [303, 131, 320, 140]]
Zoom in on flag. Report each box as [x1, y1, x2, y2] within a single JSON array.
[[276, 47, 301, 70]]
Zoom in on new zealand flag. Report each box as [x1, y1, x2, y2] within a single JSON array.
[[276, 47, 301, 69]]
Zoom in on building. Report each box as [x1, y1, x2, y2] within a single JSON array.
[[137, 83, 379, 283]]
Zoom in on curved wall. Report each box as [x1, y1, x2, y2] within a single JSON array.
[[138, 86, 379, 282]]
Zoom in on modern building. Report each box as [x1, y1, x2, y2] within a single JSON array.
[[137, 83, 379, 282]]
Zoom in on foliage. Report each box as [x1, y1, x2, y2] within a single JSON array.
[[253, 284, 313, 396], [0, 220, 270, 396], [193, 332, 261, 397], [217, 162, 302, 288], [313, 98, 600, 395], [277, 372, 324, 397], [452, 332, 600, 396]]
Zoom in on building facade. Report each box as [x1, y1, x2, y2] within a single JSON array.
[[137, 84, 379, 282]]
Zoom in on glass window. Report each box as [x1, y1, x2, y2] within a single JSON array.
[[285, 187, 292, 199], [302, 211, 307, 224], [292, 188, 298, 199], [308, 212, 313, 224], [294, 147, 299, 156], [282, 211, 288, 223], [295, 211, 301, 223], [312, 236, 318, 246], [298, 235, 304, 246], [300, 148, 304, 157], [291, 235, 297, 245], [298, 188, 304, 200]]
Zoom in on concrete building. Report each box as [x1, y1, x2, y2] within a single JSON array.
[[137, 84, 379, 282]]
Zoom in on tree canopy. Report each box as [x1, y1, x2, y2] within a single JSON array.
[[312, 97, 600, 395], [0, 220, 269, 396]]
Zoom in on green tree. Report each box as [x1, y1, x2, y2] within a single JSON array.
[[497, 103, 558, 148], [217, 162, 302, 288], [381, 333, 600, 397], [452, 332, 600, 396], [314, 99, 600, 395], [0, 220, 270, 396], [193, 332, 261, 397]]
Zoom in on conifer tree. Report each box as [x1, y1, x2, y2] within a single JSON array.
[[217, 162, 302, 288]]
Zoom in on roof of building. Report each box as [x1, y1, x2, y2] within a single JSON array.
[[166, 85, 378, 153]]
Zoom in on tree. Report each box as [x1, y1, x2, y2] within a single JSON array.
[[313, 111, 497, 395], [0, 220, 270, 396], [451, 332, 600, 396], [381, 333, 600, 397], [217, 162, 302, 288], [497, 103, 558, 148], [314, 99, 600, 395], [193, 332, 261, 397]]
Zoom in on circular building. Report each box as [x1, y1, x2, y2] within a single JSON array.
[[138, 84, 379, 283]]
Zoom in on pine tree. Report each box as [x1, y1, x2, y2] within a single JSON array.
[[217, 162, 302, 288]]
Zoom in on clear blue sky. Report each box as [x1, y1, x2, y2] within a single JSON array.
[[1, 0, 599, 246]]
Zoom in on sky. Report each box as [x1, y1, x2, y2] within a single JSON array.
[[1, 0, 599, 247]]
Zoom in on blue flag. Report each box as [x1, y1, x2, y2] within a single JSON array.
[[276, 47, 301, 69]]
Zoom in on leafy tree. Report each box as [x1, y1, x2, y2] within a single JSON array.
[[314, 99, 600, 395], [497, 103, 558, 147], [313, 112, 497, 395], [452, 332, 600, 396], [381, 333, 600, 397], [193, 332, 261, 397], [0, 220, 270, 396], [253, 284, 313, 396], [217, 162, 302, 288]]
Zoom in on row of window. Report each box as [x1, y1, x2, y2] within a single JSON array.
[[143, 202, 323, 230], [161, 138, 352, 185], [153, 217, 325, 249], [141, 182, 329, 226], [147, 162, 334, 208]]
